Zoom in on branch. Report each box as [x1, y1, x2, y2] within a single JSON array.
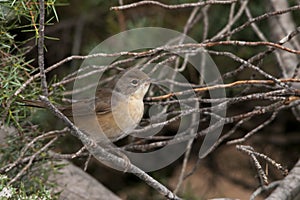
[[39, 95, 181, 200], [207, 5, 300, 42], [266, 158, 300, 200], [148, 78, 300, 101], [111, 0, 237, 11], [38, 0, 48, 97]]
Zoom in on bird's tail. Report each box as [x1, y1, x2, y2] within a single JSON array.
[[19, 99, 47, 108]]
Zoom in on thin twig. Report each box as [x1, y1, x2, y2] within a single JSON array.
[[111, 0, 237, 11], [38, 0, 48, 97], [39, 95, 181, 200], [148, 78, 300, 101]]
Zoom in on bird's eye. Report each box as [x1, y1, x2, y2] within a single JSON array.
[[131, 79, 138, 86]]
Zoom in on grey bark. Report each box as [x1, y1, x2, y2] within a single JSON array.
[[266, 159, 300, 200]]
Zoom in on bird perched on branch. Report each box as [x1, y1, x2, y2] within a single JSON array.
[[21, 68, 151, 142]]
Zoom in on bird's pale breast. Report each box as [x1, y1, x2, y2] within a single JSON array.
[[96, 97, 144, 140]]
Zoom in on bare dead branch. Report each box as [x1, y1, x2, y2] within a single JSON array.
[[111, 0, 237, 11]]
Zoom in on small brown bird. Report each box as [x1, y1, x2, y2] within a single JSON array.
[[22, 68, 151, 142]]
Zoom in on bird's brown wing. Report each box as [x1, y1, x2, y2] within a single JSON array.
[[94, 88, 113, 114], [61, 88, 114, 117], [20, 88, 115, 117]]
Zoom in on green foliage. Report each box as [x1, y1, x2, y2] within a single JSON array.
[[0, 0, 62, 128], [0, 1, 63, 199], [0, 174, 54, 199], [0, 126, 60, 199]]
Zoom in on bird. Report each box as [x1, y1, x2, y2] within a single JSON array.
[[21, 68, 151, 142]]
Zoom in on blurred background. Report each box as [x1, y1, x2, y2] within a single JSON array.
[[1, 0, 300, 199]]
